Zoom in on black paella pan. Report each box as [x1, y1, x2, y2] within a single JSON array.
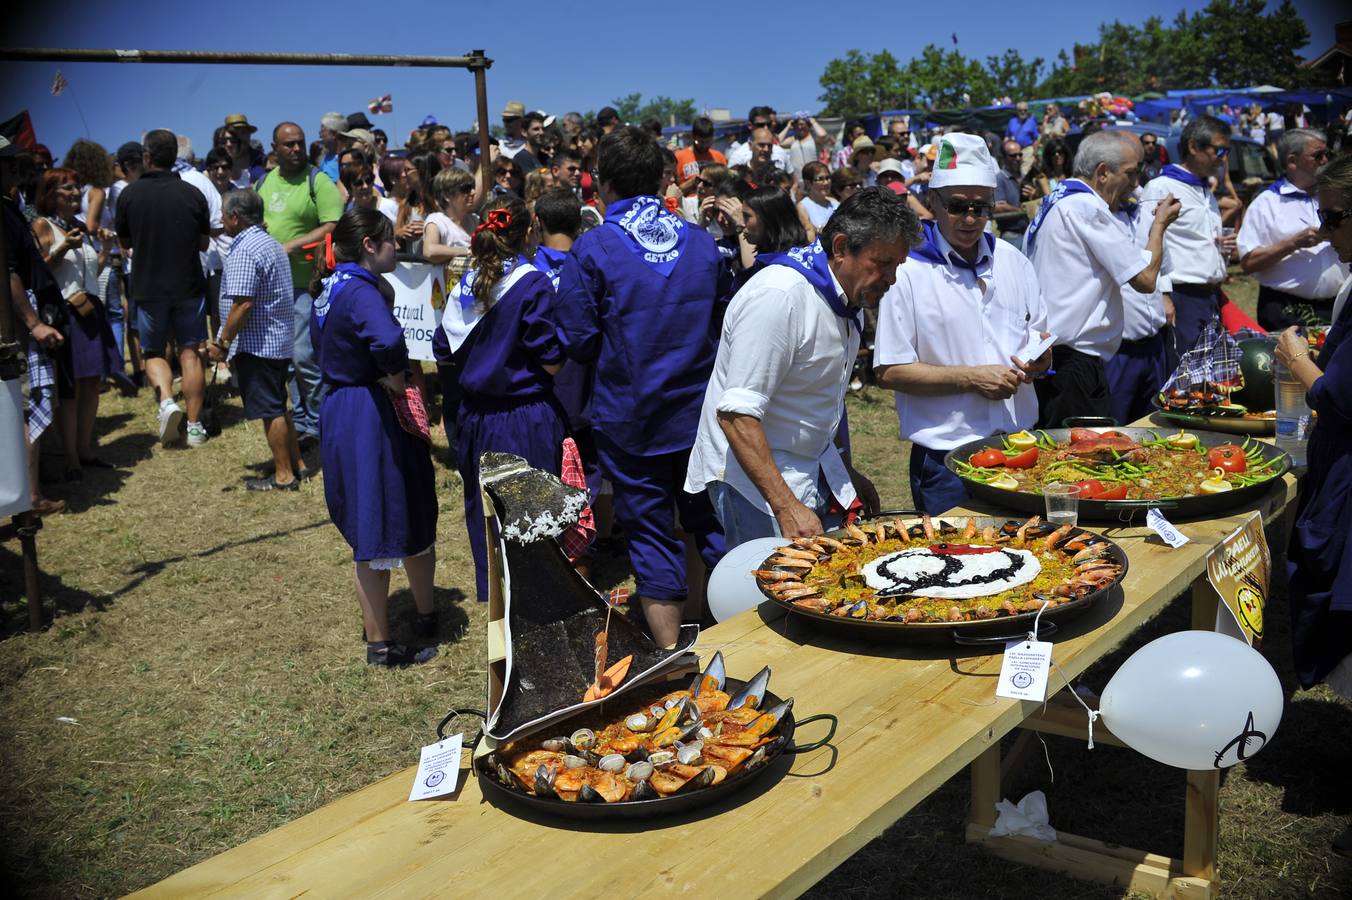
[[757, 515, 1128, 645], [943, 427, 1290, 521], [461, 673, 837, 821]]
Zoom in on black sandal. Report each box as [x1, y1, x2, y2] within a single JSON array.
[[366, 641, 438, 668]]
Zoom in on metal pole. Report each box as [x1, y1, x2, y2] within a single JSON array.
[[470, 50, 493, 201], [0, 47, 481, 68]]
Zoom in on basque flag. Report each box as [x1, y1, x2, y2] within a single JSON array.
[[368, 94, 393, 115]]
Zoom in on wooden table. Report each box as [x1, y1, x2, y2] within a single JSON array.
[[136, 435, 1298, 899]]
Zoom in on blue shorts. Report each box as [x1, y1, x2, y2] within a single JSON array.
[[133, 294, 205, 351], [134, 296, 207, 355], [233, 353, 291, 420]]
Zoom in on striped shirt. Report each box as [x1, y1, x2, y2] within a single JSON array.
[[219, 225, 295, 360]]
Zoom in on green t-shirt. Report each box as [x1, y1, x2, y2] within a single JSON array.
[[257, 168, 343, 287]]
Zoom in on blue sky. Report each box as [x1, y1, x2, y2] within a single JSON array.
[[3, 0, 1342, 162]]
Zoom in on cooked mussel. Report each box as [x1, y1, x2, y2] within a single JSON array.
[[726, 666, 770, 711]]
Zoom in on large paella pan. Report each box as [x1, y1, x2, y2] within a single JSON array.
[[754, 514, 1128, 644]]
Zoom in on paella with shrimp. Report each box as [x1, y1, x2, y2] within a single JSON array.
[[753, 515, 1125, 624]]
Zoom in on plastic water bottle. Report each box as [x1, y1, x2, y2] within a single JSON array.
[[1274, 358, 1310, 467]]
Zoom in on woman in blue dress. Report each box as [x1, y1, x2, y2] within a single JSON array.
[[441, 196, 567, 602], [311, 208, 439, 667], [1274, 153, 1352, 856]]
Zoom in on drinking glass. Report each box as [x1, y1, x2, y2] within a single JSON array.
[[1043, 483, 1081, 527]]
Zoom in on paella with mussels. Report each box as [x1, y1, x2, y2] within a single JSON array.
[[951, 428, 1284, 501], [486, 653, 788, 804], [753, 514, 1123, 624]]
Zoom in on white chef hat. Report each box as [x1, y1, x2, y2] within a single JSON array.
[[928, 133, 997, 190]]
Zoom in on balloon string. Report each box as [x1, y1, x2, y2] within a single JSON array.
[[1027, 599, 1100, 750]]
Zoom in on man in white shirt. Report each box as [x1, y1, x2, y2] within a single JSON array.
[[874, 133, 1051, 514], [1025, 131, 1179, 427], [1238, 128, 1346, 330], [1139, 115, 1230, 372], [685, 188, 919, 546], [727, 107, 791, 173]]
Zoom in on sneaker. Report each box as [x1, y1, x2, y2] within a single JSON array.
[[245, 475, 299, 492], [158, 400, 185, 447], [185, 421, 208, 447], [366, 641, 438, 668]]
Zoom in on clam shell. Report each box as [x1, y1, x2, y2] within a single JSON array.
[[562, 754, 588, 769], [597, 753, 626, 773], [646, 750, 675, 766], [570, 728, 596, 750], [625, 713, 651, 732], [626, 761, 654, 782]]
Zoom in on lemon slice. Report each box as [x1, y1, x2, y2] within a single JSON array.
[[1008, 431, 1038, 450], [1167, 430, 1199, 449], [1199, 467, 1232, 494], [989, 473, 1020, 490]]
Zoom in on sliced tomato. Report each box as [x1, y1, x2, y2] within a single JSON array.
[[1095, 484, 1129, 501], [1003, 447, 1039, 468], [1207, 444, 1247, 473], [1069, 428, 1100, 444], [971, 448, 1007, 468], [1073, 479, 1105, 500]]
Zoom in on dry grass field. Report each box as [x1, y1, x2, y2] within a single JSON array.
[[1, 272, 1350, 898]]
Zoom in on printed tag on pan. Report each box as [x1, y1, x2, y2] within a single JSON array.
[[409, 732, 463, 801], [996, 639, 1053, 702], [1146, 507, 1189, 548]]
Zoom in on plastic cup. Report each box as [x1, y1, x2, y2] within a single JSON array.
[[1043, 483, 1081, 526]]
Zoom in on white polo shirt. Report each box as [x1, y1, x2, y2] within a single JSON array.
[[1140, 171, 1225, 286], [1026, 182, 1151, 358], [1116, 201, 1170, 341], [684, 263, 858, 514], [1237, 180, 1347, 299], [726, 141, 791, 173], [875, 230, 1048, 450]]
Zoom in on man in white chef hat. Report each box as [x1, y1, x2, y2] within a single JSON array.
[[874, 132, 1052, 515]]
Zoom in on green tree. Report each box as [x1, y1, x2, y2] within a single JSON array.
[[985, 49, 1045, 101], [608, 94, 698, 126], [819, 49, 911, 117]]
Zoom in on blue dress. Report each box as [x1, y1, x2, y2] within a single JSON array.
[[454, 264, 567, 601], [1288, 288, 1352, 688], [312, 263, 437, 562]]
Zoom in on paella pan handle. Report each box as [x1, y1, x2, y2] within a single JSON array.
[[436, 707, 488, 755], [950, 620, 1060, 646], [1061, 416, 1120, 428], [785, 714, 838, 754], [1099, 499, 1179, 511]]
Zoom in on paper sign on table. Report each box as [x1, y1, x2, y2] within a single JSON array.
[[1146, 507, 1189, 548], [409, 733, 463, 801], [996, 639, 1053, 702], [1207, 511, 1270, 645]]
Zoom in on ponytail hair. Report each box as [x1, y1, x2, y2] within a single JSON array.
[[308, 206, 394, 298], [469, 195, 530, 310]]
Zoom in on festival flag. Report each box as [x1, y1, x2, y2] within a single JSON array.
[[51, 71, 68, 97], [0, 110, 39, 151], [368, 94, 393, 115]]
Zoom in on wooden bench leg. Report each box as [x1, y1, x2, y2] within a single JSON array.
[[969, 742, 1001, 828], [1183, 768, 1220, 887]]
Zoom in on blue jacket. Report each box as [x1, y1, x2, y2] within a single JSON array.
[[554, 207, 729, 455]]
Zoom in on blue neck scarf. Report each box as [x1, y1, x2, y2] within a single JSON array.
[[1023, 178, 1095, 257], [907, 220, 995, 273], [757, 240, 860, 332], [1161, 164, 1208, 190], [1268, 177, 1313, 202], [533, 245, 569, 290], [313, 262, 377, 334], [458, 254, 531, 310], [604, 196, 689, 279]]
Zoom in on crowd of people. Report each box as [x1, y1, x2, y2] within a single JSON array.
[[2, 97, 1350, 697]]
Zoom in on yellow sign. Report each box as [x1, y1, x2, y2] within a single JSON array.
[[1206, 512, 1269, 645]]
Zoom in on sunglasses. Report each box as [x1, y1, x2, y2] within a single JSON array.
[[350, 175, 375, 188], [457, 184, 475, 194], [940, 198, 993, 218], [1312, 148, 1331, 161], [1208, 144, 1229, 159], [1317, 207, 1349, 230], [207, 163, 231, 171]]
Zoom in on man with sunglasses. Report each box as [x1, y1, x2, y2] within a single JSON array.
[[1025, 131, 1179, 428], [1238, 128, 1346, 331], [1139, 115, 1231, 371], [874, 134, 1050, 514], [727, 106, 790, 173]]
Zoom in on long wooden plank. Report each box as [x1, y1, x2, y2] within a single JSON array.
[[965, 823, 1180, 895], [136, 472, 1296, 899]]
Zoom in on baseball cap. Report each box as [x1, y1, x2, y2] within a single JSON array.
[[928, 133, 997, 190], [876, 159, 905, 177]]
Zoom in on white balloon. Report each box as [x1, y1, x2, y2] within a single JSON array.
[[1100, 631, 1284, 770], [707, 537, 790, 623]]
